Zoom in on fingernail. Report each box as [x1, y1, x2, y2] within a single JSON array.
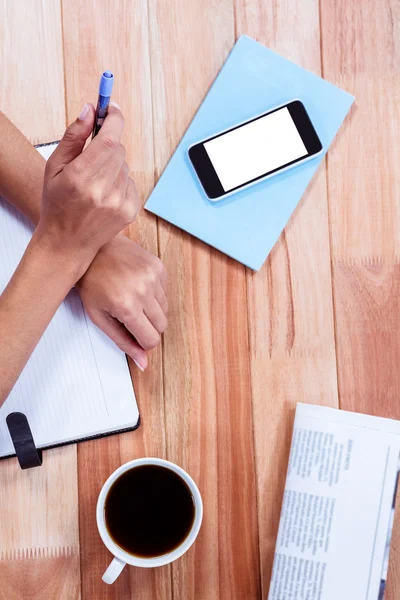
[[110, 100, 121, 110], [133, 358, 145, 372], [78, 103, 89, 120]]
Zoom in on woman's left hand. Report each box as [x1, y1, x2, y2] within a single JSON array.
[[77, 234, 168, 371]]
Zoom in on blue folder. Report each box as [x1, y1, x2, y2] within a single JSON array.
[[145, 35, 354, 271]]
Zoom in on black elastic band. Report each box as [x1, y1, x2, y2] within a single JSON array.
[[6, 412, 42, 469]]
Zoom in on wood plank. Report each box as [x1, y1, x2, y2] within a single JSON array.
[[0, 447, 80, 600], [0, 0, 65, 144], [332, 261, 400, 417], [0, 547, 80, 600], [149, 0, 261, 598], [234, 2, 340, 596], [61, 1, 170, 598], [0, 2, 79, 598], [321, 1, 400, 263], [320, 0, 400, 597]]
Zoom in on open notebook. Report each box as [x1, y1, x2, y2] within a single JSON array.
[[0, 142, 139, 459]]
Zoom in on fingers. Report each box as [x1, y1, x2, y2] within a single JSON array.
[[46, 103, 95, 177], [97, 160, 138, 227], [159, 260, 168, 293], [79, 104, 125, 174], [155, 286, 169, 316], [115, 163, 129, 195], [144, 298, 168, 334], [124, 312, 161, 351], [98, 103, 125, 142], [96, 144, 127, 195], [100, 159, 129, 203], [125, 177, 140, 222], [89, 309, 148, 371], [108, 174, 140, 225]]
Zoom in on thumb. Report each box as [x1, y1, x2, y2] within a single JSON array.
[[47, 103, 95, 177]]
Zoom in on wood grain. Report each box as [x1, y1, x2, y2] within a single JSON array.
[[0, 447, 80, 600], [149, 1, 260, 598], [0, 447, 79, 552], [320, 0, 400, 597], [0, 547, 80, 600], [0, 2, 80, 598], [321, 0, 400, 262], [235, 0, 340, 595], [61, 0, 170, 598], [0, 0, 399, 598], [0, 0, 65, 144]]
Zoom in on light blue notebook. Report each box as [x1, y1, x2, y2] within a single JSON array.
[[145, 35, 354, 271]]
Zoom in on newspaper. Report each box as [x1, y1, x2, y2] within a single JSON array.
[[268, 403, 400, 600]]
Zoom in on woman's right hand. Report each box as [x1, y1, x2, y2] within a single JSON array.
[[35, 102, 139, 279]]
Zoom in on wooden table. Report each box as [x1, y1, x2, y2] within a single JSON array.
[[0, 1, 399, 598]]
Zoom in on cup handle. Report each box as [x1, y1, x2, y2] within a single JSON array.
[[102, 556, 126, 584]]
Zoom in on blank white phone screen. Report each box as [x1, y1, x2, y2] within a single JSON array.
[[203, 107, 308, 192]]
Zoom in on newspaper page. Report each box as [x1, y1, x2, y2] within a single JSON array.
[[268, 403, 400, 600]]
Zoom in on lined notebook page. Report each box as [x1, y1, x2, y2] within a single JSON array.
[[0, 143, 139, 457]]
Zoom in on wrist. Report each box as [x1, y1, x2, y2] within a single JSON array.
[[74, 234, 125, 290], [30, 230, 93, 286]]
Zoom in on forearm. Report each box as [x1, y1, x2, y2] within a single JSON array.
[[0, 111, 43, 224], [0, 234, 82, 406]]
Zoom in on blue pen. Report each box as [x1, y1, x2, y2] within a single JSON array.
[[92, 70, 114, 138]]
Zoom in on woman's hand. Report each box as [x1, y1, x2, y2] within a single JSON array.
[[77, 235, 168, 371], [0, 103, 142, 404], [0, 108, 168, 382], [35, 102, 139, 280]]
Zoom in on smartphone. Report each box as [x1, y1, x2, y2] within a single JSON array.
[[188, 100, 322, 201]]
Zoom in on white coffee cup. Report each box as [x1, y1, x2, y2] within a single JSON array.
[[96, 457, 203, 584]]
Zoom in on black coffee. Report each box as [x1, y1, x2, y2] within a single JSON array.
[[105, 465, 195, 558]]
